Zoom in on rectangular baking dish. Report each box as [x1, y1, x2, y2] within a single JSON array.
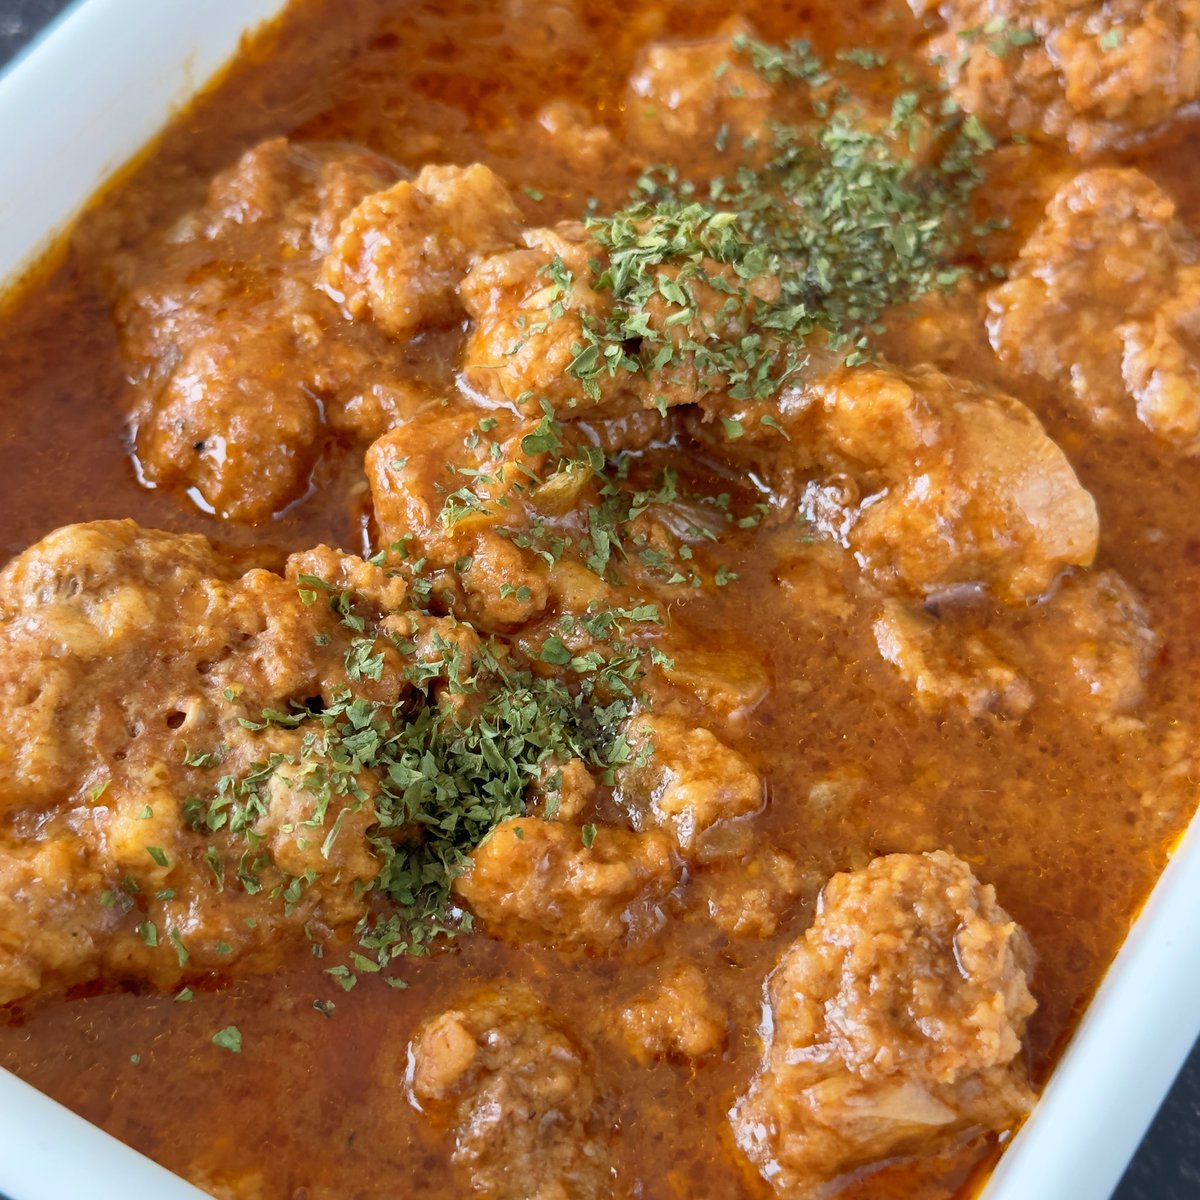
[[1, 3, 1198, 1198]]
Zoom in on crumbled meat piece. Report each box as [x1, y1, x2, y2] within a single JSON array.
[[1019, 569, 1158, 720], [620, 963, 728, 1063], [690, 846, 806, 939], [916, 0, 1200, 155], [110, 137, 457, 521], [529, 758, 598, 821], [634, 261, 782, 410], [322, 163, 522, 338], [731, 851, 1036, 1195], [365, 401, 699, 630], [461, 222, 644, 417], [773, 539, 862, 624], [989, 168, 1200, 453], [126, 294, 327, 522], [453, 818, 678, 950], [873, 601, 1035, 719], [535, 102, 621, 174], [0, 520, 421, 1002], [364, 408, 556, 630], [461, 219, 777, 418], [616, 714, 764, 852], [696, 363, 1099, 602], [874, 569, 1156, 725], [408, 987, 614, 1200], [813, 366, 1099, 600], [1119, 264, 1200, 451], [625, 21, 775, 158]]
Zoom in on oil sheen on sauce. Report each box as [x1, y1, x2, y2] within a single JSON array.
[[1, 2, 1199, 1198]]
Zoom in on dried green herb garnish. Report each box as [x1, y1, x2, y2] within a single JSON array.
[[211, 1025, 243, 1054], [185, 578, 662, 981], [156, 36, 989, 991], [553, 37, 990, 405]]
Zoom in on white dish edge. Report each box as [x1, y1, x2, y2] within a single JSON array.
[[0, 2, 1197, 1198]]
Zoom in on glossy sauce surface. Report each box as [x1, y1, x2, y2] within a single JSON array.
[[1, 2, 1199, 1198]]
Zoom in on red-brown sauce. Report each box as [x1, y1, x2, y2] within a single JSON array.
[[1, 2, 1199, 1198]]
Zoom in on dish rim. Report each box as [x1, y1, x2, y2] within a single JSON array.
[[0, 3, 1197, 1198]]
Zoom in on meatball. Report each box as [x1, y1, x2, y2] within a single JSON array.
[[111, 137, 449, 521], [408, 987, 614, 1200], [322, 163, 523, 338], [730, 851, 1037, 1196], [453, 818, 678, 951], [916, 0, 1200, 155], [697, 363, 1099, 602], [989, 168, 1200, 454], [625, 21, 775, 159], [0, 521, 415, 1001], [689, 846, 807, 940], [461, 222, 644, 418], [619, 963, 728, 1063], [615, 714, 764, 853]]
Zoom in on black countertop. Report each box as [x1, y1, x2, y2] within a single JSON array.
[[1, 3, 1198, 1198]]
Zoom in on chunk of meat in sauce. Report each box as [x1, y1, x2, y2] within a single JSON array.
[[619, 962, 728, 1063], [452, 818, 678, 951], [535, 102, 622, 175], [698, 363, 1099, 602], [689, 845, 807, 940], [364, 408, 556, 630], [365, 402, 696, 630], [1017, 568, 1158, 719], [915, 0, 1200, 155], [407, 986, 614, 1200], [460, 219, 778, 419], [460, 222, 642, 417], [875, 569, 1156, 724], [811, 366, 1099, 601], [322, 163, 523, 338], [874, 600, 1036, 719], [0, 522, 420, 1001], [615, 713, 764, 853], [625, 21, 775, 159], [108, 137, 462, 521], [731, 851, 1036, 1196], [989, 168, 1200, 454]]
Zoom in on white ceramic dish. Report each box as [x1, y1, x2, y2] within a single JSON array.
[[1, 3, 1198, 1198]]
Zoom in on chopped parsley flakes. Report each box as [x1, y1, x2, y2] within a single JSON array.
[[548, 37, 989, 407], [211, 1025, 243, 1054], [108, 35, 993, 999], [183, 578, 659, 976]]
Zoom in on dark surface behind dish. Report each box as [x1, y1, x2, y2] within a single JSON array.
[[0, 2, 1197, 1199]]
